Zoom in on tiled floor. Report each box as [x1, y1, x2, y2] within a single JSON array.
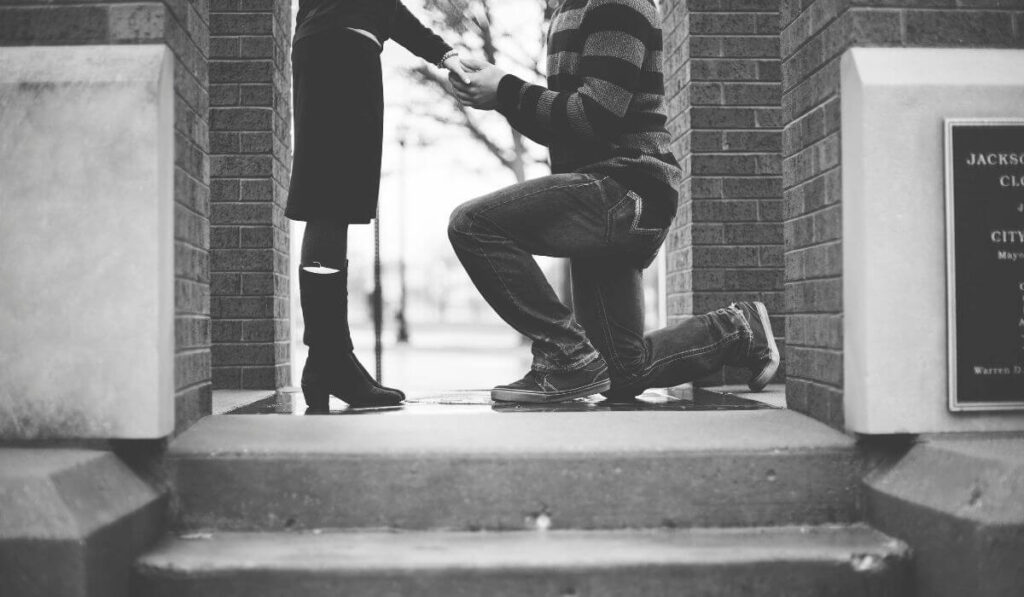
[[222, 385, 785, 416], [212, 390, 277, 415]]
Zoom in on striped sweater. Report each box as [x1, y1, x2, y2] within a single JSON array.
[[496, 0, 681, 228]]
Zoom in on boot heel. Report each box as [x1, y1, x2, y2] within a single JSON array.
[[301, 382, 331, 412]]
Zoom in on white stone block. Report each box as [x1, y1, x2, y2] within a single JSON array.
[[0, 45, 175, 439], [842, 48, 1024, 434]]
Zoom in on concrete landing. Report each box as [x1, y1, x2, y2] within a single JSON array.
[[135, 525, 911, 597], [168, 409, 861, 531], [175, 407, 847, 455]]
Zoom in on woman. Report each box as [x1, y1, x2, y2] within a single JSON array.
[[288, 1, 469, 410]]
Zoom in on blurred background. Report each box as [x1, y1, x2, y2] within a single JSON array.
[[290, 0, 667, 391]]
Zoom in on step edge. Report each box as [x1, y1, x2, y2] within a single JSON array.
[[136, 525, 910, 577], [166, 445, 860, 460]]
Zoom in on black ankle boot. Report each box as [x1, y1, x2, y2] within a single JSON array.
[[301, 350, 405, 409], [298, 267, 405, 410]]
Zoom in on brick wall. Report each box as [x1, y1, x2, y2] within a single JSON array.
[[781, 0, 1024, 427], [209, 0, 292, 390], [0, 0, 212, 434], [661, 0, 691, 328], [663, 0, 786, 386]]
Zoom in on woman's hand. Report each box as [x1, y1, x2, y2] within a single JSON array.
[[449, 57, 506, 111], [443, 54, 472, 85]]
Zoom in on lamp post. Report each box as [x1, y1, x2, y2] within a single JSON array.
[[395, 122, 410, 344]]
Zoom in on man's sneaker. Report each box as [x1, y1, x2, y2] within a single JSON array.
[[731, 301, 780, 392], [492, 358, 612, 404]]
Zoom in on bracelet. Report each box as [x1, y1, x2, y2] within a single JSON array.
[[437, 49, 459, 69]]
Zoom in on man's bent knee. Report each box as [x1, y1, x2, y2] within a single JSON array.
[[448, 201, 476, 242]]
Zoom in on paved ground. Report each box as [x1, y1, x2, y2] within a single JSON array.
[[219, 318, 786, 415], [292, 322, 532, 393], [216, 321, 788, 416]]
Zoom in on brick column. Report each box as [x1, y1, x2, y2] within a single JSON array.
[[209, 0, 292, 390], [0, 1, 212, 433], [661, 0, 690, 327], [780, 0, 1024, 427], [663, 0, 785, 386]]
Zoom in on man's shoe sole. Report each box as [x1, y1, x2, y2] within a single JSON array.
[[748, 301, 780, 392], [491, 379, 612, 404]]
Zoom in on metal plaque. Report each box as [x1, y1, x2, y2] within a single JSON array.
[[945, 119, 1024, 411]]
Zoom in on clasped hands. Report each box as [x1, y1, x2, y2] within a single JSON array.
[[443, 55, 506, 111]]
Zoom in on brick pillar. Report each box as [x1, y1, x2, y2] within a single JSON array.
[[663, 0, 785, 386], [661, 0, 691, 327], [780, 0, 1024, 427], [0, 1, 213, 433], [209, 1, 292, 390]]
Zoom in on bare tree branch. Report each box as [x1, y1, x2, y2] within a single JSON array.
[[410, 64, 517, 169], [407, 0, 552, 182]]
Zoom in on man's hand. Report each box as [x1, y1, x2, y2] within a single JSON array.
[[449, 57, 506, 111]]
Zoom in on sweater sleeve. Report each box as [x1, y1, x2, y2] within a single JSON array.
[[391, 1, 453, 65], [495, 101, 552, 147], [496, 0, 655, 146]]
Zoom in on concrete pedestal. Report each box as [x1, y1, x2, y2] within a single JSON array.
[[865, 435, 1024, 597], [0, 449, 164, 597], [841, 48, 1024, 434], [0, 45, 175, 439]]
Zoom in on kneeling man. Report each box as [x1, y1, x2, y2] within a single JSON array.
[[449, 0, 778, 403]]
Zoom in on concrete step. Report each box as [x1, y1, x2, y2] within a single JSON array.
[[168, 410, 863, 531], [134, 525, 911, 597]]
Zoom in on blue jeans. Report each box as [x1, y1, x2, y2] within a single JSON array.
[[448, 173, 754, 396]]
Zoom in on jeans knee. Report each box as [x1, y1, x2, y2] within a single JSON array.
[[448, 201, 477, 243]]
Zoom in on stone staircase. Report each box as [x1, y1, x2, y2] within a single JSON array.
[[133, 405, 913, 596]]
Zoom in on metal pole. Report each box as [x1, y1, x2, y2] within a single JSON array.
[[373, 207, 383, 382], [396, 129, 410, 343]]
